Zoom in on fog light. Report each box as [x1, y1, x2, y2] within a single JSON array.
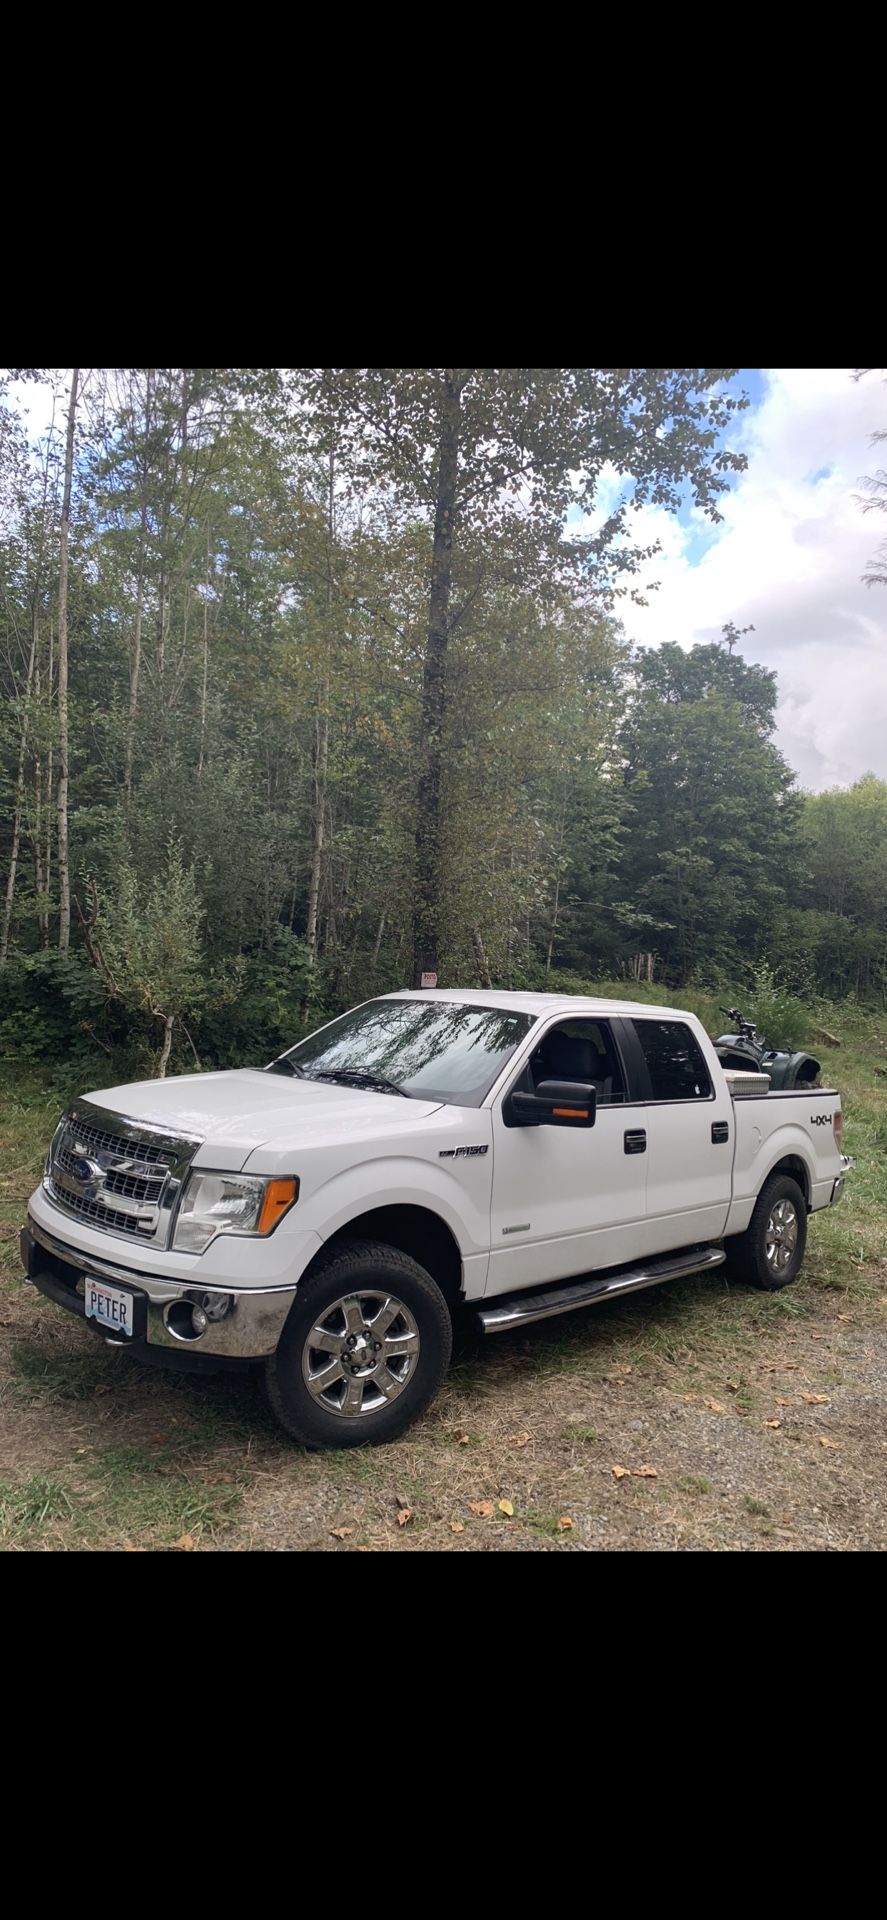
[[191, 1305, 208, 1335]]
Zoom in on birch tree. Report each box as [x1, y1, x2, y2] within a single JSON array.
[[56, 367, 79, 950]]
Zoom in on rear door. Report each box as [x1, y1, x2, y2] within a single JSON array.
[[617, 1016, 733, 1250]]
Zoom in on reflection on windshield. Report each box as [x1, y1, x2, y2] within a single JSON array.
[[285, 1001, 536, 1108]]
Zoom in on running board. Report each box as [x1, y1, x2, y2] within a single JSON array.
[[477, 1246, 726, 1335]]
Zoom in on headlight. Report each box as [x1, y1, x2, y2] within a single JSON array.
[[173, 1172, 299, 1253]]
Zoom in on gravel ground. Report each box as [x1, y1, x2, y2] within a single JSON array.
[[6, 1255, 884, 1551]]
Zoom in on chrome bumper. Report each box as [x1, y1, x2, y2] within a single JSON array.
[[22, 1218, 296, 1360], [831, 1155, 856, 1206]]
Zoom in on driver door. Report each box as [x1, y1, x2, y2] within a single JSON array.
[[487, 1017, 649, 1294]]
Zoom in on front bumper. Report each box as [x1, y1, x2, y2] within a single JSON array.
[[21, 1219, 297, 1363]]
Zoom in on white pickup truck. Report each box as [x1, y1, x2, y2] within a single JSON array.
[[21, 990, 852, 1448]]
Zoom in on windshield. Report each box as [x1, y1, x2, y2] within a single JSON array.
[[281, 999, 536, 1107]]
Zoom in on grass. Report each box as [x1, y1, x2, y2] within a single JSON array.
[[0, 1444, 246, 1551], [1, 1000, 886, 1551], [0, 1474, 76, 1546]]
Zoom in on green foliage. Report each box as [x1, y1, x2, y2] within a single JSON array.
[[1, 370, 886, 1084], [195, 927, 314, 1067], [744, 965, 811, 1053], [0, 951, 109, 1069]]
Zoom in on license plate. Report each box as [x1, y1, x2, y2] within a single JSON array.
[[84, 1279, 134, 1337]]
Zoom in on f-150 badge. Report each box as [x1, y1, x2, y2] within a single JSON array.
[[439, 1145, 489, 1159]]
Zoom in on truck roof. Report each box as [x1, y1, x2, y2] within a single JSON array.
[[384, 988, 694, 1021]]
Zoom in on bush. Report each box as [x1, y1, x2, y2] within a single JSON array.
[[0, 952, 114, 1072], [744, 965, 810, 1052], [192, 929, 315, 1068]]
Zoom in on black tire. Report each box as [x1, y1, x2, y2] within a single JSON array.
[[264, 1238, 453, 1448], [726, 1173, 807, 1291]]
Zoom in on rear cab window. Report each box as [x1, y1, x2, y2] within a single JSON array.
[[631, 1019, 712, 1102]]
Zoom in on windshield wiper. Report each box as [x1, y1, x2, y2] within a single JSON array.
[[312, 1070, 411, 1098], [265, 1057, 306, 1078]]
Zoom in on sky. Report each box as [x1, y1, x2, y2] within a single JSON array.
[[575, 368, 886, 792], [8, 368, 886, 793]]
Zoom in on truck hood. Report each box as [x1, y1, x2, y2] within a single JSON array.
[[82, 1070, 444, 1171]]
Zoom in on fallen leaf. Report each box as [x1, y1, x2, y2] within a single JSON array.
[[498, 1498, 514, 1517], [455, 1431, 470, 1446], [123, 1544, 146, 1552], [837, 1314, 851, 1323], [726, 1380, 740, 1393], [468, 1499, 494, 1517], [450, 1521, 465, 1534], [635, 1464, 658, 1478], [818, 1436, 842, 1450], [330, 1526, 354, 1540], [558, 1516, 575, 1530], [704, 1398, 726, 1413], [396, 1507, 413, 1528], [800, 1393, 831, 1405], [508, 1431, 530, 1448], [775, 1397, 795, 1406], [173, 1533, 195, 1551], [611, 1465, 631, 1480], [764, 1419, 782, 1430]]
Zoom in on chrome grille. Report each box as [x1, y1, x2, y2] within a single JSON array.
[[45, 1104, 202, 1245], [48, 1185, 147, 1237]]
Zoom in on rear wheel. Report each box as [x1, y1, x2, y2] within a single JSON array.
[[264, 1238, 453, 1448], [727, 1173, 807, 1291]]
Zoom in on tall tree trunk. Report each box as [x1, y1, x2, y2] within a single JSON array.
[[305, 452, 335, 968], [305, 710, 329, 962], [157, 1013, 174, 1078], [56, 366, 80, 952], [0, 604, 40, 965], [124, 370, 152, 803], [412, 371, 462, 986], [198, 537, 210, 777], [33, 614, 47, 947], [124, 536, 146, 802], [472, 926, 493, 989], [42, 619, 54, 947]]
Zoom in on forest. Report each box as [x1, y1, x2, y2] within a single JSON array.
[[1, 367, 885, 1081]]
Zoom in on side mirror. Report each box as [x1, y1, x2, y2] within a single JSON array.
[[507, 1080, 597, 1129]]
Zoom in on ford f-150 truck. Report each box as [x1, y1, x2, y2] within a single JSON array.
[[20, 990, 853, 1448]]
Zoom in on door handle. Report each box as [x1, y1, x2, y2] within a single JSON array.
[[711, 1121, 729, 1144], [624, 1129, 646, 1154]]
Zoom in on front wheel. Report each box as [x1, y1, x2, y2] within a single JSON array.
[[727, 1173, 807, 1291], [264, 1238, 453, 1448]]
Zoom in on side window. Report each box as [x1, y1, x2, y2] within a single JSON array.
[[632, 1020, 712, 1102], [530, 1019, 627, 1106]]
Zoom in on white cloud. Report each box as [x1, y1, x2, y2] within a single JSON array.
[[615, 369, 887, 791]]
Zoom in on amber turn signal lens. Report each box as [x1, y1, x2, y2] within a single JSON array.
[[553, 1107, 588, 1119], [257, 1177, 299, 1234]]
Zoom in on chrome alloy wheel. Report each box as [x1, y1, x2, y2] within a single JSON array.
[[765, 1197, 799, 1274], [301, 1291, 421, 1417]]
